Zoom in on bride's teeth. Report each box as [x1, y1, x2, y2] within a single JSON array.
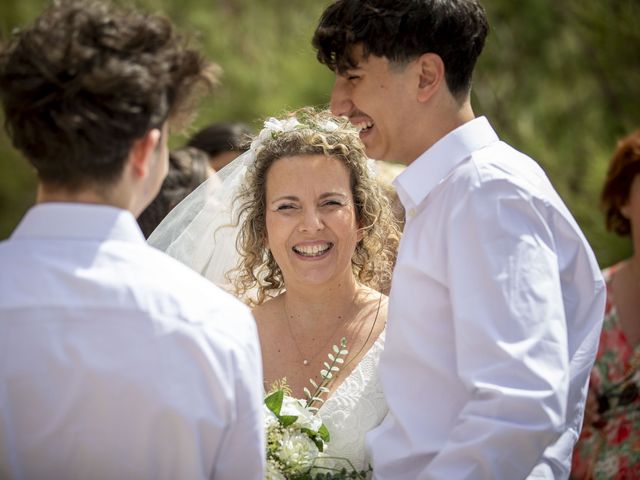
[[293, 243, 332, 257]]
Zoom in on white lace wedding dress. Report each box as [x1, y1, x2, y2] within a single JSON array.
[[317, 331, 387, 472]]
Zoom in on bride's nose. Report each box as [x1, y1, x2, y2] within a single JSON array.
[[298, 207, 325, 232]]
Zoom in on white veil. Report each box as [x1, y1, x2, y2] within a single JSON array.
[[147, 116, 306, 293]]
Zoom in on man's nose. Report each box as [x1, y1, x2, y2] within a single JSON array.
[[330, 76, 352, 117]]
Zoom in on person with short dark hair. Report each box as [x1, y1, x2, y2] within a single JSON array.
[[313, 1, 605, 478], [571, 130, 640, 479], [0, 1, 264, 478], [187, 122, 252, 172]]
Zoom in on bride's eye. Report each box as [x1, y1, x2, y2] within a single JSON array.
[[275, 203, 296, 211]]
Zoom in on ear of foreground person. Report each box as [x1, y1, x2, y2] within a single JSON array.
[[0, 1, 265, 479]]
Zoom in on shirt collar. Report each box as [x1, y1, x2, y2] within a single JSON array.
[[12, 202, 146, 244], [394, 116, 499, 210]]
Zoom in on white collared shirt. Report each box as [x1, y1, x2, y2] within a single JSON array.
[[367, 117, 605, 479], [0, 203, 265, 480]]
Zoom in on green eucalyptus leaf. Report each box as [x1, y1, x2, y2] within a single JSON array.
[[279, 415, 298, 427], [318, 423, 331, 442], [264, 389, 284, 416]]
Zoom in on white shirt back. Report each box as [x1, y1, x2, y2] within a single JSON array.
[[0, 203, 265, 480], [367, 117, 605, 479]]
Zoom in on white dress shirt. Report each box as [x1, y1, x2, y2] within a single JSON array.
[[367, 117, 605, 479], [0, 203, 265, 480]]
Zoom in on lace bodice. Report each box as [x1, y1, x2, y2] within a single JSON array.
[[317, 331, 387, 473]]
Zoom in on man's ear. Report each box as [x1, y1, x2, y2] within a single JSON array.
[[415, 53, 445, 103], [129, 129, 162, 179]]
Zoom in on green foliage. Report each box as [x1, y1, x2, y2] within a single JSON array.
[[0, 0, 637, 268]]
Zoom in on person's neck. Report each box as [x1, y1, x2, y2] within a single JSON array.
[[282, 274, 361, 331], [37, 182, 132, 212], [403, 92, 476, 165]]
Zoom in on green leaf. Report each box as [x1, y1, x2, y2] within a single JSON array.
[[318, 423, 330, 442], [303, 387, 311, 398], [333, 345, 340, 354], [328, 353, 335, 362], [264, 389, 283, 416], [335, 358, 345, 364], [280, 415, 298, 427]]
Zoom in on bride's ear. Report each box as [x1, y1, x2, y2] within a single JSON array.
[[356, 219, 365, 242]]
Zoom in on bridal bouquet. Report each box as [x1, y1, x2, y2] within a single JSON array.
[[263, 339, 370, 480]]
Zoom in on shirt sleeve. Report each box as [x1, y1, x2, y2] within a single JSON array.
[[210, 311, 266, 480], [421, 179, 568, 479]]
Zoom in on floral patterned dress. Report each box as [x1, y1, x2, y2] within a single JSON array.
[[571, 263, 640, 479]]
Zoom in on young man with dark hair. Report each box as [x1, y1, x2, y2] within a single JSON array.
[[0, 1, 264, 478], [313, 1, 605, 478]]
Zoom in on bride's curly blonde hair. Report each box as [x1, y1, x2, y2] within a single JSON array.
[[232, 107, 401, 305]]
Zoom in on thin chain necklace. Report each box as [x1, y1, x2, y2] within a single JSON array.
[[283, 292, 358, 366], [338, 292, 383, 373]]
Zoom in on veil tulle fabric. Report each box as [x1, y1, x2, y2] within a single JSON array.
[[147, 147, 254, 292]]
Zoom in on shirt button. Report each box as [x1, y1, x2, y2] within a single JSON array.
[[408, 208, 417, 218]]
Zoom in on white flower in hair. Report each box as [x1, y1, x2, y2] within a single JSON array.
[[252, 117, 302, 151], [322, 119, 340, 132]]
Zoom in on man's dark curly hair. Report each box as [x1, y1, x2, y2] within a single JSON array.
[[312, 0, 489, 97], [0, 0, 217, 190]]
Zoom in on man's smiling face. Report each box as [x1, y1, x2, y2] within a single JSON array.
[[329, 45, 418, 164]]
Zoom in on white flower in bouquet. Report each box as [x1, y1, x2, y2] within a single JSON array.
[[262, 338, 371, 479], [280, 396, 322, 432], [278, 429, 320, 474], [265, 460, 287, 480]]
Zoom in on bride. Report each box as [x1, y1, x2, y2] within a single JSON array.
[[149, 108, 400, 472]]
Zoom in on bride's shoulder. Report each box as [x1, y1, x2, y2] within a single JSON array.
[[359, 286, 389, 309], [251, 294, 283, 323]]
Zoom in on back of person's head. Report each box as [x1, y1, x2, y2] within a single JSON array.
[[187, 122, 252, 157], [0, 0, 217, 191], [601, 129, 640, 236], [312, 0, 488, 97], [187, 122, 252, 172], [137, 147, 211, 238]]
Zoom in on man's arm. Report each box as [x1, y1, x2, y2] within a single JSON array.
[[421, 181, 568, 479]]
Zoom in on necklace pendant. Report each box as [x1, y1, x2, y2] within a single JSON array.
[[303, 359, 309, 366]]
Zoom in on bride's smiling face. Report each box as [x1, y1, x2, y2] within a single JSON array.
[[264, 154, 362, 287]]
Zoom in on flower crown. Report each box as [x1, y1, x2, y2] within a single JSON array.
[[250, 112, 346, 152]]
